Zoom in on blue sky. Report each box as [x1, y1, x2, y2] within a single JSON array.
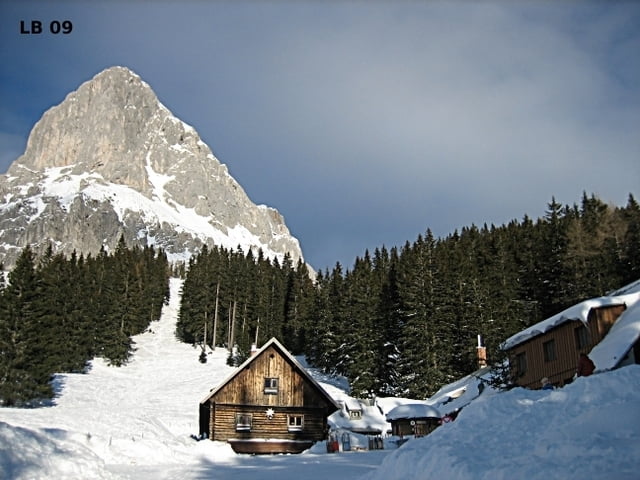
[[1, 1, 639, 271]]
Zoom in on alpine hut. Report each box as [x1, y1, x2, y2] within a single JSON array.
[[199, 337, 340, 454], [502, 280, 640, 389], [386, 403, 442, 438]]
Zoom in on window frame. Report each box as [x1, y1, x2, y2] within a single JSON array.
[[287, 414, 304, 432], [574, 325, 590, 350], [264, 377, 279, 395], [543, 339, 557, 362], [235, 413, 252, 432], [515, 352, 527, 376]]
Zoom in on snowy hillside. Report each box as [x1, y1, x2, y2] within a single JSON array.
[[1, 278, 640, 479], [0, 279, 390, 479]]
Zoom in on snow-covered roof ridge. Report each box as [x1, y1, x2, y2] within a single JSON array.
[[502, 286, 640, 351], [609, 278, 640, 296], [590, 297, 640, 371], [200, 337, 341, 411], [386, 403, 442, 421]]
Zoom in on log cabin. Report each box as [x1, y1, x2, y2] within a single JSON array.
[[503, 289, 640, 389], [386, 404, 442, 438], [199, 337, 340, 454]]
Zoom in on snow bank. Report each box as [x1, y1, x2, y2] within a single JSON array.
[[386, 404, 441, 421], [0, 422, 118, 480], [364, 365, 640, 480]]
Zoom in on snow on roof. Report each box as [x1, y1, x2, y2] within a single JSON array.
[[500, 279, 640, 377], [501, 290, 640, 351], [423, 366, 497, 415], [386, 403, 442, 421], [200, 338, 340, 411], [342, 397, 362, 411], [590, 298, 640, 371]]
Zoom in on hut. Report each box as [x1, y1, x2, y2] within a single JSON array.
[[502, 286, 640, 389], [386, 403, 442, 438], [199, 337, 340, 454]]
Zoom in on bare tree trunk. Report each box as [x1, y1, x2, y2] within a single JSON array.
[[212, 282, 220, 349]]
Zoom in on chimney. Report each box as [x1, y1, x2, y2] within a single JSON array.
[[476, 334, 487, 368], [250, 343, 258, 357]]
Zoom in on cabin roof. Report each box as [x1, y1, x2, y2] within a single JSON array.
[[386, 403, 442, 421], [501, 292, 640, 351], [501, 279, 640, 372], [590, 297, 640, 371], [200, 337, 341, 411]]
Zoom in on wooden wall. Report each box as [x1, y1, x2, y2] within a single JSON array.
[[508, 304, 626, 389], [203, 343, 336, 443], [390, 418, 439, 438], [210, 345, 329, 408], [210, 404, 328, 442]]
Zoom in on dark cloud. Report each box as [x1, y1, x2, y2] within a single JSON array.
[[1, 1, 639, 270]]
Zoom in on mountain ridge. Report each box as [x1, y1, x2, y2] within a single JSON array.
[[0, 66, 304, 267]]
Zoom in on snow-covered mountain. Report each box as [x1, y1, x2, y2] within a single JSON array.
[[0, 66, 304, 267]]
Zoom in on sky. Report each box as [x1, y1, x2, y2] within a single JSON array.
[[1, 1, 639, 271], [1, 277, 639, 479]]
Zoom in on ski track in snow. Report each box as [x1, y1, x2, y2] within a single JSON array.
[[0, 278, 391, 479]]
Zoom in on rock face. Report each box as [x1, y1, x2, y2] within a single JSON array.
[[0, 66, 304, 267]]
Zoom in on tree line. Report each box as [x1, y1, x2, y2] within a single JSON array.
[[178, 192, 640, 399], [0, 237, 170, 406], [176, 246, 314, 366]]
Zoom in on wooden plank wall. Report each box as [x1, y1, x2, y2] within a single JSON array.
[[211, 345, 328, 408], [211, 404, 327, 442], [509, 305, 626, 389]]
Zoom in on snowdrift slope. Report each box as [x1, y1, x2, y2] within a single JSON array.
[[0, 278, 240, 478], [365, 365, 640, 480]]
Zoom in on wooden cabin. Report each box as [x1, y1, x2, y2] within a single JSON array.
[[199, 338, 340, 454], [504, 303, 626, 389], [386, 404, 442, 438]]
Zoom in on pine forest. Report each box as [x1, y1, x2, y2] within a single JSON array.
[[0, 237, 170, 406], [178, 192, 640, 399], [2, 192, 639, 405]]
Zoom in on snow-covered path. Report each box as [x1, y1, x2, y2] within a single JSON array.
[[0, 278, 391, 479]]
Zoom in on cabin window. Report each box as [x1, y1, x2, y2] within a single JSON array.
[[264, 377, 279, 394], [349, 410, 362, 420], [288, 415, 304, 432], [515, 352, 527, 376], [574, 325, 590, 350], [235, 413, 252, 431], [543, 339, 557, 362]]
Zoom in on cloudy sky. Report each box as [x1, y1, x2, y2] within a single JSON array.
[[1, 1, 639, 271]]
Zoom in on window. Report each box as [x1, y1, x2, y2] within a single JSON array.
[[515, 352, 527, 376], [349, 410, 362, 420], [288, 415, 304, 432], [264, 377, 279, 394], [543, 339, 556, 362], [235, 413, 252, 431], [574, 326, 590, 350]]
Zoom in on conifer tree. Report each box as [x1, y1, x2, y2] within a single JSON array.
[[0, 246, 48, 404], [374, 248, 403, 396]]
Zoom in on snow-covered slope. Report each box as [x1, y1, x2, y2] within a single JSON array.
[[0, 278, 239, 478], [364, 366, 640, 480], [0, 278, 389, 479]]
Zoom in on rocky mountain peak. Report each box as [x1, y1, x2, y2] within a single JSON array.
[[0, 66, 305, 268]]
